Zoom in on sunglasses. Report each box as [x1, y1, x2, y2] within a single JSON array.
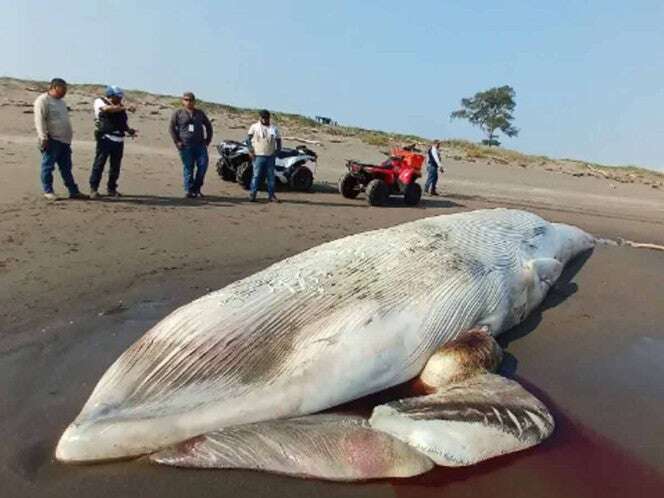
[[182, 98, 194, 102]]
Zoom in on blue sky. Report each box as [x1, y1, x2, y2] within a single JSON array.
[[2, 0, 663, 170]]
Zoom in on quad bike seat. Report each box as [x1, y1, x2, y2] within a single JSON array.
[[349, 161, 383, 169], [276, 148, 300, 159], [390, 148, 424, 170], [221, 140, 246, 147]]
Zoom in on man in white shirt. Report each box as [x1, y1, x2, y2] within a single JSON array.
[[424, 140, 444, 196], [246, 110, 282, 202], [33, 78, 88, 200]]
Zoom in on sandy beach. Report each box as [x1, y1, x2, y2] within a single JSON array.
[[1, 78, 663, 498]]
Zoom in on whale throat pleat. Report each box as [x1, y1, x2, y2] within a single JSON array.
[[150, 414, 434, 480], [370, 374, 555, 466]]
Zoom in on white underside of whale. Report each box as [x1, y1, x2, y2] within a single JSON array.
[[56, 208, 594, 467]]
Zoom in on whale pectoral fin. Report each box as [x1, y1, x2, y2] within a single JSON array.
[[150, 414, 434, 481], [370, 373, 554, 467], [419, 327, 503, 391], [527, 257, 564, 305], [530, 257, 563, 285]]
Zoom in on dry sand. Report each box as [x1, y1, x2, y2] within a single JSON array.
[[1, 79, 663, 497]]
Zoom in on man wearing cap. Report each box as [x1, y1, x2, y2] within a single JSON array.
[[246, 110, 281, 202], [89, 86, 137, 198], [33, 78, 88, 200], [169, 92, 213, 198]]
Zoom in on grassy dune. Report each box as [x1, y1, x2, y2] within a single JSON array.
[[3, 76, 662, 188]]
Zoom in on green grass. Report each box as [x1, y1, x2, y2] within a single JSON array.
[[361, 133, 391, 147]]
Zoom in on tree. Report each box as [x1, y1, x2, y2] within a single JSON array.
[[450, 85, 519, 147]]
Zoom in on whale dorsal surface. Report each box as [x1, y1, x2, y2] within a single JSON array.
[[56, 209, 593, 463]]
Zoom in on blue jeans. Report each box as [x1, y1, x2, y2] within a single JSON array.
[[250, 155, 276, 198], [179, 144, 209, 193], [40, 139, 80, 194], [424, 165, 438, 193]]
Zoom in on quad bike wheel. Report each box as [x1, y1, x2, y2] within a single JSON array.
[[216, 158, 236, 182], [366, 178, 388, 206], [236, 161, 253, 190], [403, 182, 422, 206], [289, 165, 314, 191], [339, 173, 360, 199]]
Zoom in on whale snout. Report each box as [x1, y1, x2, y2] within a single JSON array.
[[55, 416, 186, 463], [56, 420, 137, 463], [552, 223, 595, 263]]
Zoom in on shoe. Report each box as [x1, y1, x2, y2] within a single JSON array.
[[430, 191, 439, 196], [248, 195, 257, 202], [43, 192, 58, 201], [106, 190, 122, 197], [69, 192, 90, 200], [268, 196, 280, 203], [185, 192, 196, 199], [90, 190, 100, 199], [195, 191, 205, 198]]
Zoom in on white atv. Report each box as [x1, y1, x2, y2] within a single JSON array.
[[215, 140, 317, 191]]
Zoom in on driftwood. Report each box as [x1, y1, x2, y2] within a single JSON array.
[[596, 237, 664, 252], [283, 136, 322, 146], [620, 240, 664, 251], [585, 163, 611, 179]]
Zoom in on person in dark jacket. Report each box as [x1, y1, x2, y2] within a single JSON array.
[[89, 86, 136, 198], [169, 92, 213, 198]]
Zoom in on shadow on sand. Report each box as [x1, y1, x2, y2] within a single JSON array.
[[94, 194, 247, 207], [497, 248, 594, 376], [94, 181, 464, 210], [388, 376, 664, 496], [308, 181, 465, 209]]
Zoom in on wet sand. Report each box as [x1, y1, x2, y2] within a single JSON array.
[[3, 223, 663, 498], [1, 79, 664, 497]]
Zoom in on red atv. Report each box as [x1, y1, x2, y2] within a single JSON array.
[[339, 148, 424, 206]]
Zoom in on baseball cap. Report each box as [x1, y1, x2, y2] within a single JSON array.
[[105, 85, 124, 98]]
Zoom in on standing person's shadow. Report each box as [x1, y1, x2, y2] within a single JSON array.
[[100, 194, 249, 207], [497, 248, 594, 377]]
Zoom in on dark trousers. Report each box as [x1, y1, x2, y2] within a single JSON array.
[[179, 144, 209, 193], [40, 139, 80, 195], [90, 138, 124, 192], [424, 165, 439, 193]]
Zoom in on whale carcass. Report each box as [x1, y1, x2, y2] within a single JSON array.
[[56, 209, 594, 478]]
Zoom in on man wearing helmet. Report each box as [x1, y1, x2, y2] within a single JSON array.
[[89, 85, 137, 198]]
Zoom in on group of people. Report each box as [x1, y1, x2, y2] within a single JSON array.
[[34, 77, 444, 202]]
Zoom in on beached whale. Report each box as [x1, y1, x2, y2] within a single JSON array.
[[56, 208, 594, 478]]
